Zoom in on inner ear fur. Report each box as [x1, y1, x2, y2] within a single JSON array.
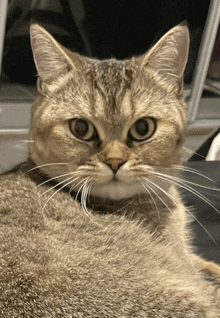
[[137, 23, 190, 89], [30, 24, 80, 84]]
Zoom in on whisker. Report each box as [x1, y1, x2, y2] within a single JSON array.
[[112, 202, 131, 214], [86, 179, 93, 211], [38, 176, 80, 199], [152, 172, 220, 215], [83, 178, 94, 215], [154, 171, 220, 192], [41, 176, 78, 215], [81, 178, 90, 213], [33, 171, 84, 191], [173, 164, 203, 174], [142, 177, 174, 216], [144, 177, 219, 247], [171, 165, 216, 184], [68, 177, 88, 195], [16, 139, 35, 144], [27, 162, 68, 173], [184, 209, 219, 247], [138, 177, 160, 220], [182, 146, 206, 160], [75, 178, 89, 201], [78, 178, 107, 227], [87, 181, 93, 206]]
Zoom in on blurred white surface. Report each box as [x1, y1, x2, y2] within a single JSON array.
[[206, 132, 220, 160]]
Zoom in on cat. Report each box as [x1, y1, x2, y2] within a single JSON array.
[[0, 22, 220, 317]]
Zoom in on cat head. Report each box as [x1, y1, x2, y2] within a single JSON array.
[[29, 23, 189, 201]]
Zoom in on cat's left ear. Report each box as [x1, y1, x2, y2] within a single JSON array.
[[30, 24, 80, 93], [137, 22, 189, 93]]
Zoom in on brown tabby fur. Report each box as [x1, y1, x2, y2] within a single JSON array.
[[0, 23, 220, 317]]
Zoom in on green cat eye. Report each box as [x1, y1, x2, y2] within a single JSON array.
[[69, 118, 97, 141], [129, 118, 156, 141]]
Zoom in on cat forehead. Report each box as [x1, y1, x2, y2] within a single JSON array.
[[91, 59, 136, 84], [65, 57, 183, 125], [84, 58, 139, 118]]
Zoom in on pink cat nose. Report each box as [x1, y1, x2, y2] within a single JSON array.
[[106, 158, 125, 173]]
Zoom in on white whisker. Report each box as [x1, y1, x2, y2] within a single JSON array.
[[84, 179, 93, 214], [155, 171, 220, 192], [152, 172, 220, 215], [138, 177, 160, 219], [16, 139, 35, 144], [112, 202, 131, 214], [182, 146, 206, 160], [33, 171, 84, 191], [75, 178, 89, 201], [38, 176, 80, 199], [142, 177, 174, 216], [68, 177, 88, 195], [81, 178, 90, 213], [41, 176, 78, 215], [27, 162, 68, 173], [184, 209, 219, 247], [171, 165, 216, 184], [144, 177, 219, 247], [78, 178, 106, 227], [87, 182, 93, 206]]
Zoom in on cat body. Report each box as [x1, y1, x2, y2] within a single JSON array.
[[0, 162, 220, 317], [0, 23, 220, 317]]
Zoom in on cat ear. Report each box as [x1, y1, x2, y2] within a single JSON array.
[[30, 24, 76, 84], [138, 22, 189, 90]]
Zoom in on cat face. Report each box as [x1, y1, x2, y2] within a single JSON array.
[[29, 23, 189, 201]]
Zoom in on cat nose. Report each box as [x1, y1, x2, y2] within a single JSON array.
[[106, 158, 125, 173]]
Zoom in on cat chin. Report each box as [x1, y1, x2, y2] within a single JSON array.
[[90, 180, 144, 200]]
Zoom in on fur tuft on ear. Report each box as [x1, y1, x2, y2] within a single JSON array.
[[137, 23, 189, 89], [30, 24, 75, 84]]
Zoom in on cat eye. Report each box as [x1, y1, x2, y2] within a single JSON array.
[[128, 118, 156, 141], [69, 118, 98, 141]]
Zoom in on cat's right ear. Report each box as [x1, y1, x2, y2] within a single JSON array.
[[137, 22, 189, 94], [30, 24, 79, 92]]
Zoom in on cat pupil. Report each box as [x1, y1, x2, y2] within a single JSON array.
[[135, 119, 148, 136], [75, 119, 88, 137]]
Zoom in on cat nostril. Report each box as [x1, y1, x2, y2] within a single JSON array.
[[106, 158, 125, 173]]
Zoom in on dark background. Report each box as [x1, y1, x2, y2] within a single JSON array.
[[2, 0, 210, 84], [181, 161, 220, 264]]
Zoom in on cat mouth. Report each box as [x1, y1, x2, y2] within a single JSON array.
[[112, 175, 119, 182], [89, 178, 144, 201]]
